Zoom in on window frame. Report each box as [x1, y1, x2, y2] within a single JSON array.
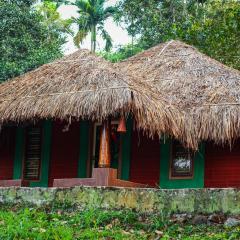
[[22, 125, 43, 181], [169, 140, 194, 180]]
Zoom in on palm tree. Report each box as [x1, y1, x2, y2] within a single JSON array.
[[43, 0, 70, 9], [39, 1, 73, 38], [72, 0, 116, 52]]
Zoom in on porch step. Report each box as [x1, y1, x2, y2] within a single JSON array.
[[53, 168, 147, 188], [0, 179, 29, 187]]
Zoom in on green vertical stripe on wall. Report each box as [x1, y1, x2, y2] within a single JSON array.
[[159, 139, 205, 189], [78, 121, 89, 178], [121, 118, 132, 180], [13, 127, 24, 179], [30, 120, 52, 187]]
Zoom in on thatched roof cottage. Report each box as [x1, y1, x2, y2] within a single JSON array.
[[0, 40, 240, 188], [0, 49, 181, 188], [117, 40, 240, 188]]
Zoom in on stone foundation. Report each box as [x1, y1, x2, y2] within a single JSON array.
[[0, 187, 240, 214]]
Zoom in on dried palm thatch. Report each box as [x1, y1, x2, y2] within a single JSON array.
[[0, 49, 182, 141], [117, 40, 240, 148]]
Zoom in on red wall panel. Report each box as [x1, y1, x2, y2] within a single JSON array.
[[0, 127, 15, 180], [205, 141, 240, 187], [48, 121, 80, 186], [129, 130, 160, 187]]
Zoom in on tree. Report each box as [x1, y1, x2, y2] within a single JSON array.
[[117, 0, 240, 70], [100, 43, 143, 62], [72, 0, 116, 52], [43, 0, 70, 8], [37, 1, 73, 38], [0, 0, 67, 82], [182, 1, 240, 70]]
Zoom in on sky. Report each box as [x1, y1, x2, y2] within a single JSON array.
[[58, 0, 131, 55]]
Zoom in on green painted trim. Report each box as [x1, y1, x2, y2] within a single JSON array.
[[30, 120, 52, 187], [120, 118, 132, 180], [13, 127, 24, 179], [78, 121, 89, 178], [160, 139, 205, 189]]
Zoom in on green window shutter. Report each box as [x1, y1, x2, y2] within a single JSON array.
[[78, 121, 89, 178], [120, 118, 132, 180], [23, 126, 42, 181], [160, 139, 205, 189], [30, 120, 52, 187], [13, 127, 24, 179]]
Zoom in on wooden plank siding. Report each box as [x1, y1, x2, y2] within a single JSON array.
[[0, 127, 16, 180], [48, 121, 80, 187], [205, 141, 240, 188], [129, 130, 160, 187]]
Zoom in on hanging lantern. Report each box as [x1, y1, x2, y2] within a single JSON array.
[[117, 116, 127, 133]]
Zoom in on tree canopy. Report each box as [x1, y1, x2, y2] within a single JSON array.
[[115, 0, 240, 69], [0, 0, 68, 82], [1, 0, 239, 83]]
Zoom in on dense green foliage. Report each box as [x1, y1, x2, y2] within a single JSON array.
[[0, 0, 67, 82], [0, 207, 240, 239], [115, 0, 240, 69], [100, 43, 143, 62], [72, 0, 116, 52], [37, 1, 72, 36]]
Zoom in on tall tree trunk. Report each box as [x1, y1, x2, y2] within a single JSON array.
[[91, 25, 94, 52], [91, 24, 97, 53], [93, 25, 96, 53]]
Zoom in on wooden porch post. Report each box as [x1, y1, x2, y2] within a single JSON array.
[[98, 120, 111, 168]]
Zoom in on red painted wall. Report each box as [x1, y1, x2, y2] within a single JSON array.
[[129, 130, 160, 187], [0, 127, 15, 180], [205, 141, 240, 187], [48, 121, 80, 186]]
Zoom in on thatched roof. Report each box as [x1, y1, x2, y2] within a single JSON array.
[[117, 40, 240, 148], [0, 49, 181, 140]]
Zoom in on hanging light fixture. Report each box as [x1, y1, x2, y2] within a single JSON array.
[[117, 116, 127, 133]]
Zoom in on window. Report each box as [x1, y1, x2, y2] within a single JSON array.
[[23, 126, 42, 181], [170, 140, 194, 179]]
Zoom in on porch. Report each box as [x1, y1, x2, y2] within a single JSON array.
[[1, 119, 240, 188], [0, 119, 152, 188]]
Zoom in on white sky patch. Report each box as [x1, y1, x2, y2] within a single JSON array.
[[58, 0, 131, 55]]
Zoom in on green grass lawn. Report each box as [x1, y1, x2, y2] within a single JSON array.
[[0, 207, 239, 239]]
